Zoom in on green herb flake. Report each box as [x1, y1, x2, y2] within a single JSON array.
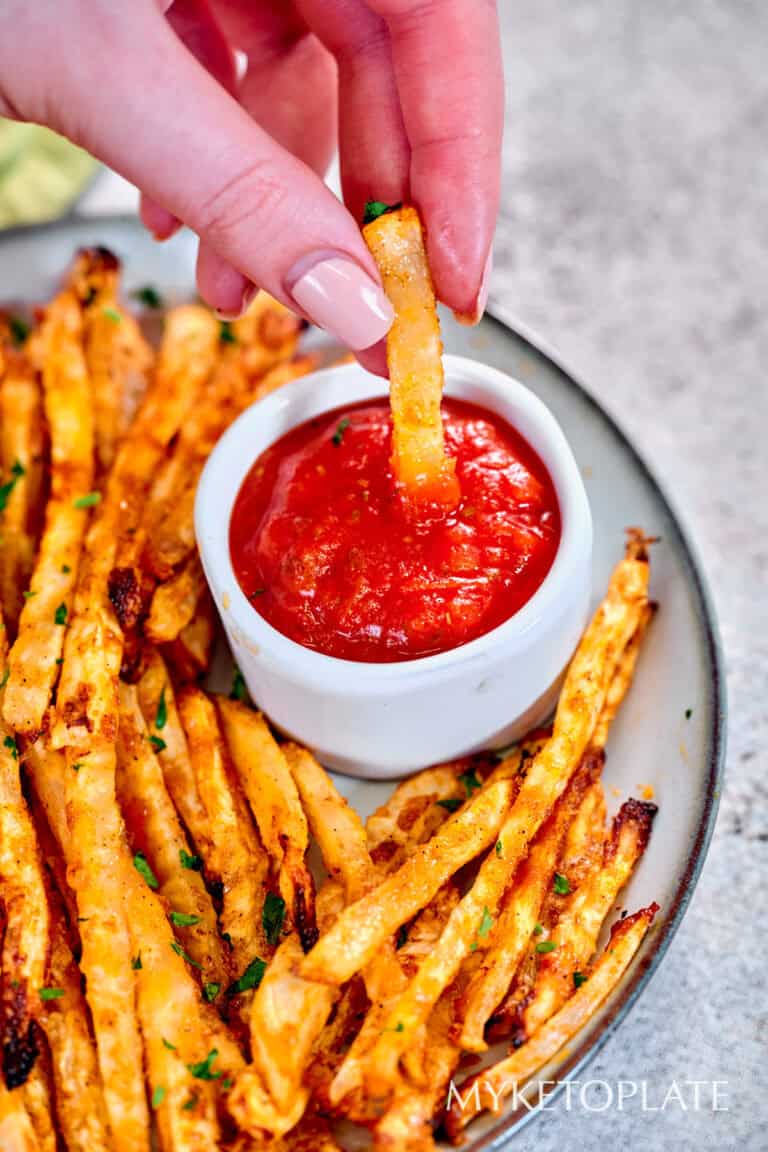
[[203, 982, 221, 1004], [55, 658, 64, 666], [22, 590, 37, 599], [436, 797, 461, 813], [151, 1085, 166, 1109], [133, 851, 159, 890], [73, 491, 101, 509], [219, 321, 237, 345], [458, 768, 482, 797], [54, 603, 68, 626], [383, 1020, 405, 1034], [170, 941, 203, 970], [154, 687, 168, 730], [179, 849, 203, 872], [573, 971, 588, 989], [230, 668, 247, 702], [149, 735, 167, 753], [533, 922, 544, 936], [332, 417, 350, 446], [8, 316, 30, 345], [3, 735, 18, 760], [132, 285, 164, 310], [228, 956, 267, 995], [553, 872, 571, 896], [262, 892, 286, 947], [362, 200, 402, 226], [0, 459, 25, 512], [396, 925, 408, 950], [170, 911, 201, 927], [61, 564, 71, 574], [186, 1049, 223, 1081], [72, 762, 84, 773], [131, 952, 142, 970], [495, 839, 503, 857], [478, 906, 494, 939], [535, 940, 557, 954], [39, 987, 65, 1001], [181, 1093, 198, 1112], [0, 668, 9, 689], [103, 306, 122, 324], [685, 708, 693, 720], [222, 1078, 233, 1090], [162, 1037, 177, 1051]]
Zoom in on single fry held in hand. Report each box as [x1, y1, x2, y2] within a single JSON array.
[[0, 249, 662, 1152]]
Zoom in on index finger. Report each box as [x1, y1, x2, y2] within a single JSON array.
[[368, 0, 504, 318]]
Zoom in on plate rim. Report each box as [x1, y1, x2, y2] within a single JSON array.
[[0, 215, 727, 1148]]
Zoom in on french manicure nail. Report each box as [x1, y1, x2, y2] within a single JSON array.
[[288, 256, 394, 350]]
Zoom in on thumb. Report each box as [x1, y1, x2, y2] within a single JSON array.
[[23, 4, 393, 352]]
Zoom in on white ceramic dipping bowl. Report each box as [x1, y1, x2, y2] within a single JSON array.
[[196, 354, 592, 778]]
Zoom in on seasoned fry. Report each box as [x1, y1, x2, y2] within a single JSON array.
[[161, 590, 216, 683], [145, 554, 207, 645], [365, 763, 469, 871], [0, 1078, 40, 1152], [363, 205, 458, 503], [300, 778, 513, 986], [590, 601, 656, 752], [115, 684, 227, 987], [217, 700, 316, 949], [231, 292, 303, 380], [444, 904, 659, 1142], [3, 287, 94, 734], [19, 1043, 56, 1152]]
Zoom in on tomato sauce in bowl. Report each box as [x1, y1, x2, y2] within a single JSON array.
[[230, 398, 561, 663]]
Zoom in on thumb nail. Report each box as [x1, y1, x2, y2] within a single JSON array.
[[288, 255, 393, 350]]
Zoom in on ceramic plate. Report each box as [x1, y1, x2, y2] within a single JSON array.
[[0, 215, 726, 1149]]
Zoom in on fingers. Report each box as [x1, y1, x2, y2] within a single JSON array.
[[366, 0, 504, 318], [196, 242, 254, 319], [47, 4, 392, 351]]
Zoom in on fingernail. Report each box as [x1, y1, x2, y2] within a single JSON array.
[[288, 256, 394, 350], [454, 248, 493, 326], [215, 281, 257, 322]]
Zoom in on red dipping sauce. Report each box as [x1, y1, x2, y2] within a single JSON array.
[[230, 399, 561, 662]]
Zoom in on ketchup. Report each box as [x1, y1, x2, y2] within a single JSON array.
[[230, 399, 560, 662]]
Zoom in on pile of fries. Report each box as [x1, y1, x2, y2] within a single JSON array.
[[1, 249, 659, 1152]]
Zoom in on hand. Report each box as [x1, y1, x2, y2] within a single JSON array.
[[0, 1, 503, 369]]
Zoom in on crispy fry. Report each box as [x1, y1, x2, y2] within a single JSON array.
[[444, 904, 659, 1142], [145, 554, 207, 645], [365, 763, 470, 872], [0, 345, 45, 637], [0, 1078, 40, 1152], [358, 538, 650, 1089], [3, 287, 94, 734], [161, 590, 216, 683], [115, 684, 227, 987], [521, 797, 657, 1039], [363, 206, 458, 503], [590, 601, 656, 752], [19, 1041, 56, 1152], [217, 700, 316, 949], [300, 778, 513, 987], [231, 292, 303, 380]]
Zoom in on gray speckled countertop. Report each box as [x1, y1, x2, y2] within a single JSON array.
[[79, 4, 765, 1146]]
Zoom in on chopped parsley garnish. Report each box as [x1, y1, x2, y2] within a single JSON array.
[[382, 1020, 405, 1034], [458, 768, 482, 797], [478, 906, 494, 939], [203, 982, 220, 1003], [262, 892, 286, 947], [495, 839, 503, 857], [685, 708, 693, 720], [535, 940, 557, 954], [72, 762, 84, 772], [131, 952, 142, 970], [22, 590, 37, 599], [61, 564, 71, 574], [54, 603, 68, 626], [186, 1049, 223, 1081], [573, 971, 588, 989], [39, 987, 65, 1001], [8, 316, 30, 346], [0, 668, 9, 689], [182, 1093, 198, 1111], [219, 321, 237, 345], [4, 735, 18, 760], [151, 1085, 166, 1108], [230, 668, 247, 702], [171, 941, 202, 970], [228, 956, 266, 995], [170, 911, 201, 927], [362, 200, 402, 226], [553, 872, 571, 896], [332, 417, 350, 446], [162, 1037, 177, 1051], [533, 922, 544, 936], [249, 588, 266, 600], [154, 688, 167, 730], [73, 491, 101, 509], [102, 307, 121, 324], [149, 735, 167, 753], [436, 797, 461, 813], [132, 285, 164, 310], [0, 460, 25, 512], [180, 849, 203, 872], [133, 851, 159, 890], [396, 925, 408, 950]]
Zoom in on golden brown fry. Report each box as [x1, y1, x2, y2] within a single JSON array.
[[250, 353, 319, 403], [521, 796, 657, 1039], [363, 206, 457, 502], [3, 287, 94, 734], [115, 683, 227, 987], [63, 743, 150, 1152], [217, 699, 316, 949], [19, 1041, 56, 1152], [231, 292, 303, 380], [0, 1078, 40, 1152], [145, 553, 207, 645], [365, 764, 468, 872], [161, 590, 216, 683], [590, 601, 656, 752], [300, 778, 513, 987], [0, 346, 44, 637], [444, 904, 659, 1142], [359, 537, 650, 1089]]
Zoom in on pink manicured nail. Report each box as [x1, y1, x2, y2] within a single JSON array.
[[288, 256, 394, 350]]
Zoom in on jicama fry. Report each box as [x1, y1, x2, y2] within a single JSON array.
[[249, 353, 318, 403], [444, 904, 659, 1142], [217, 699, 317, 949], [365, 763, 471, 872], [357, 536, 650, 1090], [115, 684, 227, 987], [300, 778, 513, 986], [363, 205, 458, 503], [0, 1077, 40, 1152], [3, 288, 94, 734], [231, 292, 303, 380], [590, 601, 656, 752], [0, 344, 44, 638], [521, 796, 657, 1039], [145, 554, 207, 645], [19, 1043, 56, 1152], [161, 589, 216, 683]]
